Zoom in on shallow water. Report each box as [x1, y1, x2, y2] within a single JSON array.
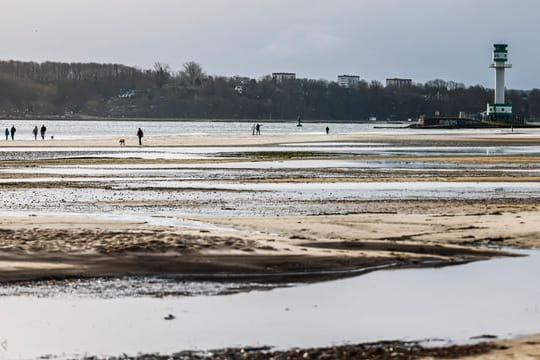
[[0, 251, 538, 359], [0, 120, 511, 140], [4, 144, 540, 161], [2, 158, 539, 175], [1, 120, 376, 139]]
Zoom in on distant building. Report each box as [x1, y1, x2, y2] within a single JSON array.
[[386, 78, 412, 88], [337, 75, 360, 88], [272, 72, 296, 82]]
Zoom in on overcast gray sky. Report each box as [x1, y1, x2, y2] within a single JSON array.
[[0, 0, 538, 88]]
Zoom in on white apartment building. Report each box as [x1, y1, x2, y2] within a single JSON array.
[[337, 75, 360, 88]]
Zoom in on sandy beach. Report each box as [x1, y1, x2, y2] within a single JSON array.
[[1, 130, 540, 358], [0, 206, 518, 283]]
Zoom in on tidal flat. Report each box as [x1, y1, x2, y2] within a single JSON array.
[[1, 128, 540, 358]]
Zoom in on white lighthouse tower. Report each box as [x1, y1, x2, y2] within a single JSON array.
[[487, 44, 512, 119]]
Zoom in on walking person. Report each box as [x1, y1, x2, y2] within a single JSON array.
[[10, 125, 16, 141], [255, 123, 261, 136], [137, 128, 144, 145], [4, 128, 8, 141], [32, 126, 38, 140], [40, 124, 47, 140]]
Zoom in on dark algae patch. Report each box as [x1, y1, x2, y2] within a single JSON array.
[[91, 340, 503, 359]]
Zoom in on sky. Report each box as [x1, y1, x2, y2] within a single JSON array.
[[0, 0, 539, 88]]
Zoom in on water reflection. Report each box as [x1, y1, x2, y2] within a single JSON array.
[[0, 251, 537, 359]]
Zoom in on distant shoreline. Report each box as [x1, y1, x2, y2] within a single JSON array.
[[0, 115, 392, 124]]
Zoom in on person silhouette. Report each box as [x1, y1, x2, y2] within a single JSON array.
[[40, 124, 47, 140], [137, 128, 144, 145], [10, 125, 16, 140]]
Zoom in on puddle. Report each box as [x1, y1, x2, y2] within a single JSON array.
[[118, 180, 540, 199], [0, 250, 538, 358], [0, 211, 234, 232], [5, 144, 540, 161], [2, 158, 540, 186], [280, 142, 387, 146]]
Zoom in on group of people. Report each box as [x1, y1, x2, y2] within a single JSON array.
[[33, 124, 47, 140], [1, 125, 143, 144], [252, 123, 262, 136], [4, 126, 15, 140], [2, 123, 331, 143], [3, 124, 47, 141], [250, 123, 330, 135]]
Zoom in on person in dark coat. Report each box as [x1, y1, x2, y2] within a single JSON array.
[[137, 128, 144, 145], [32, 126, 38, 140], [4, 128, 8, 141], [40, 124, 47, 140], [10, 125, 16, 140]]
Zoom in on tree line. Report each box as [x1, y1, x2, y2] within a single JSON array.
[[0, 59, 538, 121]]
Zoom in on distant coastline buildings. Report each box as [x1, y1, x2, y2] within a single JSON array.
[[337, 75, 360, 88], [386, 78, 412, 88], [272, 72, 296, 82], [270, 72, 416, 89]]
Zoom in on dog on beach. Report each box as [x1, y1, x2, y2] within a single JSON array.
[[119, 138, 126, 146]]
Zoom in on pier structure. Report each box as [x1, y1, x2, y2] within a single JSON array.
[[487, 44, 512, 119]]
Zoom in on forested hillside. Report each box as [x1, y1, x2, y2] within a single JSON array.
[[0, 59, 538, 121]]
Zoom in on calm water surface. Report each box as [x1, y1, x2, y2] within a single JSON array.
[[0, 251, 537, 359], [0, 120, 394, 139], [0, 119, 527, 139]]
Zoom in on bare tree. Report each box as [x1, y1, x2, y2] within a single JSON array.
[[153, 62, 171, 88], [181, 61, 205, 86]]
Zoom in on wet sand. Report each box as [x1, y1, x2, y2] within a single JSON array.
[[0, 129, 539, 147], [112, 334, 540, 359], [0, 209, 511, 283], [2, 131, 540, 358], [200, 200, 540, 250], [0, 198, 533, 285]]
